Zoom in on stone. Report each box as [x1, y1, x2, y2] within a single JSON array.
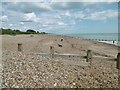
[[54, 83, 57, 87]]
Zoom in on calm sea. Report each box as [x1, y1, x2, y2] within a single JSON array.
[[65, 33, 119, 46], [66, 33, 119, 41]]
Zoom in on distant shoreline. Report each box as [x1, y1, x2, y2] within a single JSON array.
[[61, 33, 119, 46]]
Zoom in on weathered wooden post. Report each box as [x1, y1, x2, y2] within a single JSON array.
[[86, 50, 93, 65], [117, 53, 120, 69], [50, 46, 54, 58], [18, 43, 23, 51], [117, 53, 120, 87]]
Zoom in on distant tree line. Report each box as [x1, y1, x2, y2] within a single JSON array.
[[0, 28, 47, 35]]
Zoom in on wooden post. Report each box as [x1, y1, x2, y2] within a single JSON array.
[[86, 50, 93, 64], [117, 53, 120, 87], [18, 43, 22, 51], [117, 53, 120, 69], [50, 46, 54, 58], [118, 69, 120, 88]]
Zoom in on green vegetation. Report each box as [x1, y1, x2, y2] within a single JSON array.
[[26, 29, 36, 34], [0, 28, 48, 35]]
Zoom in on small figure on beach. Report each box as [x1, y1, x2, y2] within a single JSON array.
[[113, 40, 115, 44], [60, 38, 63, 41]]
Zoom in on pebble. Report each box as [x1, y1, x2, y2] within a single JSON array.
[[2, 51, 118, 88], [73, 82, 75, 86], [54, 83, 57, 87], [12, 58, 15, 60]]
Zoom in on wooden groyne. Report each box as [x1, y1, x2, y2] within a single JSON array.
[[16, 44, 120, 87]]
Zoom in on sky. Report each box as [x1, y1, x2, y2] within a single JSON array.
[[0, 0, 119, 34]]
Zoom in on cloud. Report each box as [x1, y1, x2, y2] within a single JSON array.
[[60, 11, 71, 17], [1, 2, 118, 34], [0, 15, 9, 22], [2, 0, 119, 2], [24, 12, 39, 22], [74, 11, 85, 19], [57, 22, 65, 25], [20, 22, 24, 25], [52, 0, 119, 2], [85, 9, 118, 20], [54, 15, 61, 19], [9, 24, 13, 26], [42, 24, 49, 27], [64, 11, 71, 16], [2, 2, 52, 13], [68, 20, 76, 26], [51, 2, 84, 10]]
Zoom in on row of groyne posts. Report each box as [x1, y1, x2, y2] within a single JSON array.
[[18, 43, 120, 87], [79, 38, 117, 43]]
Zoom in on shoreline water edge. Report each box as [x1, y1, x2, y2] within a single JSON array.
[[62, 33, 119, 46]]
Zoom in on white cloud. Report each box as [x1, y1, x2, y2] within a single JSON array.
[[3, 2, 53, 14], [42, 24, 49, 27], [24, 26, 27, 29], [52, 0, 119, 2], [20, 22, 24, 25], [57, 22, 65, 25], [54, 15, 61, 19], [85, 10, 118, 20], [2, 0, 119, 2], [61, 11, 71, 17], [24, 12, 39, 22], [32, 3, 52, 11], [0, 15, 9, 22], [2, 1, 118, 33], [65, 11, 71, 16], [74, 11, 85, 19], [9, 24, 13, 26]]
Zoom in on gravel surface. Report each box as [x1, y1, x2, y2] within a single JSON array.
[[1, 35, 119, 88], [2, 50, 118, 88]]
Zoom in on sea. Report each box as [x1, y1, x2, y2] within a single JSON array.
[[64, 33, 120, 46]]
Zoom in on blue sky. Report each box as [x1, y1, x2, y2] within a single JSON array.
[[0, 0, 118, 34]]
